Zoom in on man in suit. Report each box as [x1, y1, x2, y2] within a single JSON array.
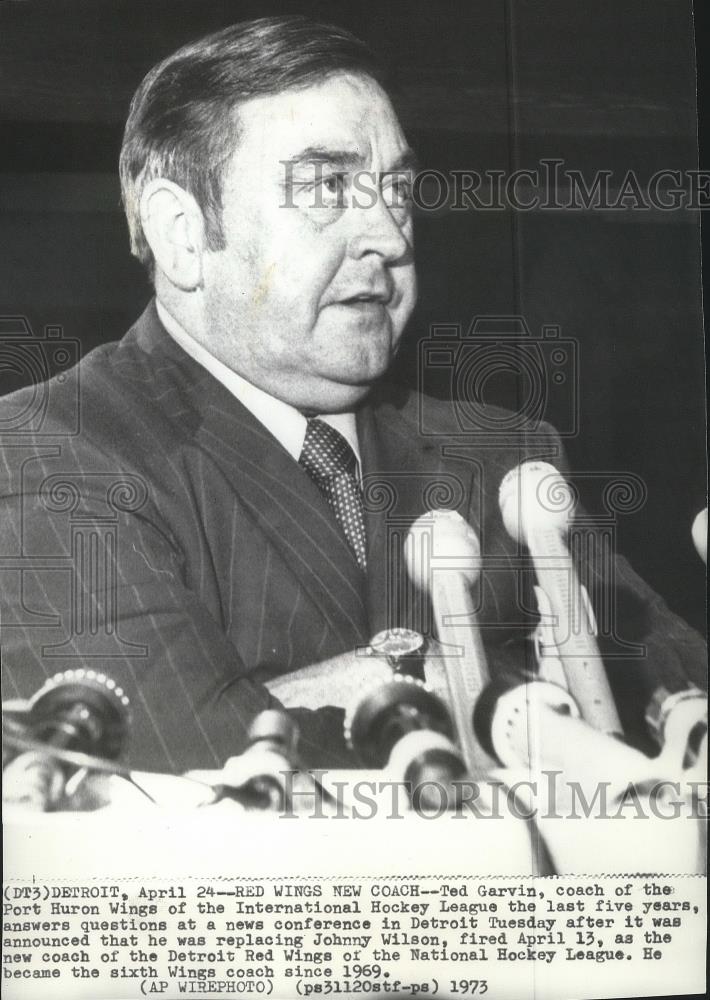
[[1, 17, 705, 774]]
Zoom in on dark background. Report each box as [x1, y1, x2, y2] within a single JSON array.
[[0, 0, 707, 635]]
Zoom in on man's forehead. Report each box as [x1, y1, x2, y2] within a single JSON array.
[[233, 72, 409, 164]]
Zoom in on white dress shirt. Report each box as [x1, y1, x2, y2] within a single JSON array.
[[156, 300, 362, 476]]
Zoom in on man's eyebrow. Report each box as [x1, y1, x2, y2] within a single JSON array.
[[282, 146, 420, 172], [282, 147, 367, 170]]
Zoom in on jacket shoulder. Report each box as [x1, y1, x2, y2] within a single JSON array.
[[0, 303, 201, 452], [369, 381, 562, 451]]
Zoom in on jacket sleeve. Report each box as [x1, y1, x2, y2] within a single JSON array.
[[0, 470, 355, 774]]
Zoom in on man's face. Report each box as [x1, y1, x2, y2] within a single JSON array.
[[200, 72, 417, 412]]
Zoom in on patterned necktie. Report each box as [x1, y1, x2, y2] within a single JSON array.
[[299, 418, 367, 570]]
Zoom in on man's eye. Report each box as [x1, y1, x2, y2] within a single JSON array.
[[286, 170, 348, 210], [382, 175, 414, 220], [315, 173, 347, 207]]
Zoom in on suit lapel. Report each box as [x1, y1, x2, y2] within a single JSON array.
[[195, 398, 369, 645], [132, 303, 369, 648]]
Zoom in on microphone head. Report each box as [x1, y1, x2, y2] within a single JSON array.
[[404, 509, 481, 589], [499, 461, 575, 543], [28, 669, 130, 761], [247, 710, 299, 757], [691, 507, 707, 564], [216, 710, 300, 810], [344, 674, 453, 768]]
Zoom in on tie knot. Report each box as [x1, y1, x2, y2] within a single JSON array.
[[300, 418, 357, 481]]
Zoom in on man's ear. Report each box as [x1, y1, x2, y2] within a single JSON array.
[[139, 179, 206, 291]]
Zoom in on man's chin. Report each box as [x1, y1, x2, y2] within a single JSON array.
[[295, 363, 393, 413]]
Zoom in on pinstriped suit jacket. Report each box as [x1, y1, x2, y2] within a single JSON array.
[[1, 302, 705, 771]]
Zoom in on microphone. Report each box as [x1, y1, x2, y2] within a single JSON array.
[[499, 461, 622, 734], [209, 710, 300, 810], [646, 687, 707, 778], [532, 585, 568, 688], [475, 677, 707, 877], [3, 669, 130, 811], [473, 676, 650, 785], [405, 509, 494, 777], [345, 674, 468, 811], [691, 508, 707, 564]]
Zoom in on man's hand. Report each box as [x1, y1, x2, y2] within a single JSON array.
[[264, 649, 394, 710]]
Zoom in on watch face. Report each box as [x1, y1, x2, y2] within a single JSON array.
[[369, 628, 425, 660]]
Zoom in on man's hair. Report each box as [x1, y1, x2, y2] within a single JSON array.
[[119, 15, 386, 271]]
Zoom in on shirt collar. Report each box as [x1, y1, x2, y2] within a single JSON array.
[[155, 299, 361, 471]]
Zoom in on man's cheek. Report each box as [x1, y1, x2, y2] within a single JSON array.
[[397, 275, 418, 324]]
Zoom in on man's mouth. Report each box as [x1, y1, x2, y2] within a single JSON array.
[[337, 290, 391, 306]]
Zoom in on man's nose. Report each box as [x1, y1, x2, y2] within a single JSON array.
[[345, 191, 411, 263]]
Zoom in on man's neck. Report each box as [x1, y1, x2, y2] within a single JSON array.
[[154, 298, 361, 470]]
